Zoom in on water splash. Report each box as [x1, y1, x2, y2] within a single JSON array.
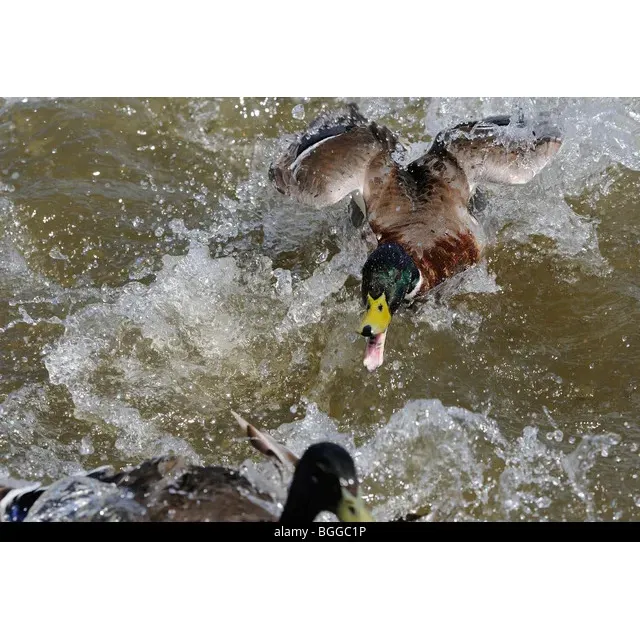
[[243, 399, 623, 522], [3, 98, 638, 521], [412, 262, 501, 341], [423, 97, 640, 270], [24, 476, 146, 522]]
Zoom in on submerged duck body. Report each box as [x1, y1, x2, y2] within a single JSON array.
[[270, 105, 562, 370], [0, 459, 275, 523], [0, 413, 372, 524]]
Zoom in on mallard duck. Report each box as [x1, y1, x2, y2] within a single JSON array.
[[0, 412, 373, 523], [270, 104, 562, 370]]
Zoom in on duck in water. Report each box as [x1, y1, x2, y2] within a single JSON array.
[[270, 104, 562, 371], [0, 411, 372, 523]]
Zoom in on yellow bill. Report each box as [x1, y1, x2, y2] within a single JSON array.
[[360, 293, 391, 337], [360, 294, 391, 372], [336, 487, 375, 522]]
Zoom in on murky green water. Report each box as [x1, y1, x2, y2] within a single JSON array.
[[1, 97, 639, 521]]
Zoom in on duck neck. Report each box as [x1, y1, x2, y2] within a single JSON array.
[[278, 488, 320, 524], [278, 465, 324, 524]]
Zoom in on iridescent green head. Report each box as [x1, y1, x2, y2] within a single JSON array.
[[359, 243, 420, 371]]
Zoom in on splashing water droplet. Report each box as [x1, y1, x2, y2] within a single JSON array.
[[79, 436, 94, 456]]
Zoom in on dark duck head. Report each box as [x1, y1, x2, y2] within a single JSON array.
[[279, 442, 373, 523], [359, 243, 420, 371]]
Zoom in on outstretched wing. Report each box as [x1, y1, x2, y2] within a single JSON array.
[[426, 114, 562, 188], [269, 103, 401, 209]]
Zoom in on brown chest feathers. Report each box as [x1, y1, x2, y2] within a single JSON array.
[[374, 224, 482, 294], [413, 231, 481, 292], [366, 158, 483, 295]]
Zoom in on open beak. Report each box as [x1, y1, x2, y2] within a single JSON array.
[[363, 331, 387, 372], [360, 293, 391, 372], [336, 487, 375, 522]]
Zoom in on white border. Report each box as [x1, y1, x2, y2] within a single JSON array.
[[2, 542, 638, 636], [2, 2, 636, 95], [1, 1, 636, 636]]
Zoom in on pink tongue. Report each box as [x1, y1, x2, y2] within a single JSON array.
[[363, 331, 387, 372]]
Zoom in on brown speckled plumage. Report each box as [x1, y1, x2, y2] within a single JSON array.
[[270, 106, 562, 296], [104, 456, 277, 522], [1, 413, 370, 523]]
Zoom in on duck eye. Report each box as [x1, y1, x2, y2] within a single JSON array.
[[378, 304, 383, 312], [366, 304, 371, 310], [348, 505, 356, 515]]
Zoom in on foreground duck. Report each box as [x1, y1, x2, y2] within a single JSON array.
[[270, 104, 562, 370], [0, 412, 372, 523]]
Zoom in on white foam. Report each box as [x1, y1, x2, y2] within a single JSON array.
[[277, 237, 367, 334], [43, 233, 365, 457], [0, 384, 86, 480], [422, 97, 640, 268], [412, 262, 501, 341], [253, 399, 621, 522]]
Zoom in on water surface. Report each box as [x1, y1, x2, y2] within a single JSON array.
[[1, 97, 639, 520]]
